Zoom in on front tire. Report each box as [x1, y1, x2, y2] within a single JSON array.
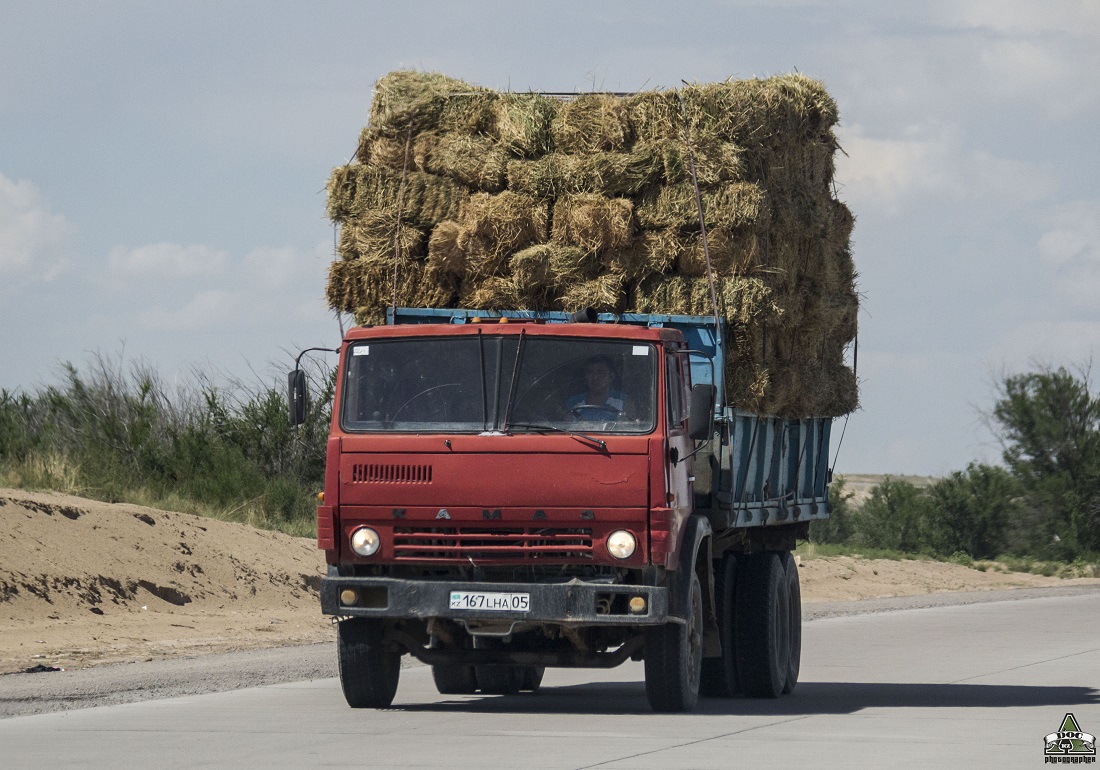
[[337, 618, 400, 708], [645, 569, 703, 712]]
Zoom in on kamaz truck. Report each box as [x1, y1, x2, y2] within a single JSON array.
[[290, 306, 833, 712]]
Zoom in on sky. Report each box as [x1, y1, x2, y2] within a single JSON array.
[[2, 1, 1098, 476]]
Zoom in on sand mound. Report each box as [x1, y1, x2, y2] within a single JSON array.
[[0, 489, 328, 673]]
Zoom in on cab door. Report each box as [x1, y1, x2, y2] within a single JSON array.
[[664, 347, 693, 518]]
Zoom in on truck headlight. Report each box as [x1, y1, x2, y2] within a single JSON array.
[[607, 530, 636, 559], [350, 526, 381, 557]]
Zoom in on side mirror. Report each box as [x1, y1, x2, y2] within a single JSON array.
[[687, 383, 716, 441], [288, 369, 308, 427]]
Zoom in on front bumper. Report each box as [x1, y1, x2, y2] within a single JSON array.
[[321, 575, 672, 627]]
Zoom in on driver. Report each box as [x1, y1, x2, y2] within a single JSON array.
[[565, 355, 625, 421]]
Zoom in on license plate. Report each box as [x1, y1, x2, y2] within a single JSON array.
[[449, 591, 530, 612]]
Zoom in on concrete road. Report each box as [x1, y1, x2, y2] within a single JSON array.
[[2, 590, 1098, 769]]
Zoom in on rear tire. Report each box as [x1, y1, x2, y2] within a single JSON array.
[[475, 665, 522, 695], [783, 553, 802, 694], [700, 554, 739, 697], [735, 551, 790, 698], [474, 638, 522, 695], [430, 634, 479, 695], [431, 663, 479, 695], [644, 569, 703, 712], [519, 666, 545, 692], [337, 618, 400, 708]]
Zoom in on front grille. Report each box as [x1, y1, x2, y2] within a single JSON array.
[[351, 463, 433, 484], [393, 526, 593, 562]]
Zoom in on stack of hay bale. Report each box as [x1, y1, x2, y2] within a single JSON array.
[[326, 71, 858, 417]]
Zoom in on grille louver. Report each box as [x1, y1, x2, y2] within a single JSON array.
[[351, 463, 433, 484], [393, 527, 593, 562]]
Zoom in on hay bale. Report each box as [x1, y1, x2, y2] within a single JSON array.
[[509, 244, 553, 286], [603, 229, 680, 281], [630, 274, 779, 325], [325, 258, 361, 315], [674, 227, 761, 277], [413, 132, 508, 191], [458, 191, 549, 277], [326, 165, 468, 227], [426, 221, 465, 274], [461, 276, 520, 309], [826, 199, 855, 249], [325, 165, 360, 221], [551, 94, 633, 153], [660, 139, 745, 186], [635, 182, 769, 231], [627, 76, 839, 147], [367, 71, 497, 137], [490, 93, 556, 157], [510, 243, 598, 288], [753, 136, 837, 194], [336, 259, 460, 326], [560, 272, 626, 313], [356, 131, 414, 170], [724, 327, 771, 413], [551, 194, 634, 255], [505, 146, 663, 197], [338, 212, 426, 267], [827, 244, 858, 294]]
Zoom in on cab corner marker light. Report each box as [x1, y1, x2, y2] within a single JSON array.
[[607, 530, 637, 559], [350, 526, 380, 557], [340, 588, 359, 606]]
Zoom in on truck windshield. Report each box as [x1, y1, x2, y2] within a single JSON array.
[[340, 336, 657, 434]]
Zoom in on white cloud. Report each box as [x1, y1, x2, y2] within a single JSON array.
[[1036, 201, 1100, 310], [834, 125, 959, 215], [929, 1, 1100, 116], [243, 245, 299, 288], [978, 39, 1069, 96], [1039, 201, 1100, 266], [138, 289, 239, 331], [835, 125, 1054, 216], [998, 320, 1100, 368], [0, 172, 69, 273], [968, 151, 1052, 207], [934, 0, 1100, 38], [109, 242, 228, 278], [117, 240, 333, 335]]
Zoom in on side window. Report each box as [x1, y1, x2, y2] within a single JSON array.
[[665, 352, 684, 429]]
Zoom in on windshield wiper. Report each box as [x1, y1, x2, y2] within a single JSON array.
[[508, 422, 607, 451], [500, 329, 526, 434]]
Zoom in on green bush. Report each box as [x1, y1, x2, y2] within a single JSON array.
[[928, 463, 1021, 560], [0, 353, 334, 536], [992, 364, 1100, 559], [852, 477, 943, 554]]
